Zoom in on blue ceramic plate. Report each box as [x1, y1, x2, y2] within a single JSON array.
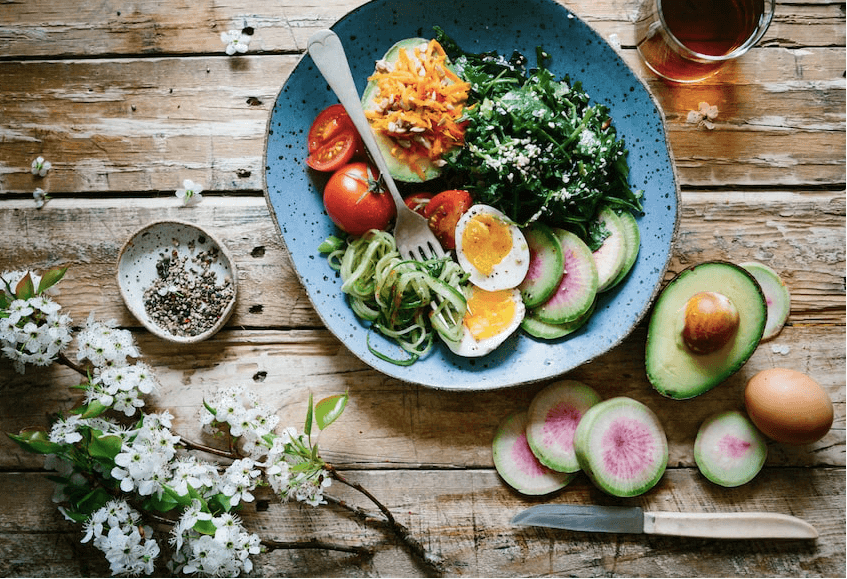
[[264, 0, 679, 390]]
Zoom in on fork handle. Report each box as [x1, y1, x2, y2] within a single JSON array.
[[307, 30, 405, 209]]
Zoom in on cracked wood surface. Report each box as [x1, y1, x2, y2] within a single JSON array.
[[0, 0, 844, 576]]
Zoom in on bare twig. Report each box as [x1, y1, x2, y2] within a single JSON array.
[[325, 464, 446, 576], [177, 435, 238, 460], [57, 351, 89, 376], [261, 537, 373, 558]]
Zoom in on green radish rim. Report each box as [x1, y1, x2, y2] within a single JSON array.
[[606, 210, 640, 291], [574, 397, 668, 497], [534, 228, 598, 325], [519, 223, 565, 309], [526, 380, 602, 473], [591, 206, 626, 292], [740, 261, 791, 341], [521, 300, 596, 340], [694, 409, 768, 487], [492, 410, 576, 495]]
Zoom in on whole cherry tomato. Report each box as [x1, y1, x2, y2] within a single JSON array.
[[306, 105, 363, 172], [424, 189, 473, 250], [323, 162, 396, 236]]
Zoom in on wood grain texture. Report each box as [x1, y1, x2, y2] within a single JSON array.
[[1, 0, 843, 58], [0, 469, 843, 577], [0, 192, 842, 326], [0, 53, 844, 193], [1, 321, 844, 472], [0, 0, 843, 575]]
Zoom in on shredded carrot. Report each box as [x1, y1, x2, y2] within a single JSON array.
[[364, 39, 471, 179]]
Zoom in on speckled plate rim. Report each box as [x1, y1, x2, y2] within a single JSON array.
[[116, 219, 238, 344], [263, 0, 680, 390]]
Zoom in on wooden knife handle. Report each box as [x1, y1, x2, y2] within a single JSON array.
[[643, 511, 818, 539]]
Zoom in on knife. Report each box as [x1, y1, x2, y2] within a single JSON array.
[[511, 504, 818, 539]]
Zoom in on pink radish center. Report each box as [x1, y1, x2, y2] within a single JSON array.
[[525, 247, 543, 281], [601, 418, 656, 480], [542, 403, 581, 449], [512, 432, 551, 478], [718, 434, 751, 458]]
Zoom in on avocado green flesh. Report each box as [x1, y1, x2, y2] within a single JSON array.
[[361, 37, 442, 183], [646, 262, 766, 400]]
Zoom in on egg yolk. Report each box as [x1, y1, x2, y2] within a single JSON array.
[[461, 213, 513, 276], [464, 287, 517, 341]]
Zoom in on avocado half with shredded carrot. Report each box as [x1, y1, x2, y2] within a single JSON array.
[[362, 38, 471, 182]]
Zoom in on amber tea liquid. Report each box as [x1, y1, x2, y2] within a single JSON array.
[[638, 0, 767, 82]]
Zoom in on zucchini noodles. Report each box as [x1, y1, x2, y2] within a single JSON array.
[[320, 230, 468, 365]]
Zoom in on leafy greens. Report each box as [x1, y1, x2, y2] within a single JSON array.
[[435, 27, 643, 242]]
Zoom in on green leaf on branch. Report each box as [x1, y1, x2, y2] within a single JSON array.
[[193, 518, 218, 536], [76, 487, 112, 516], [7, 429, 64, 455], [208, 493, 233, 514], [36, 266, 68, 294], [315, 391, 348, 430], [304, 392, 314, 437], [88, 433, 123, 461], [59, 508, 90, 524], [14, 273, 34, 300], [145, 488, 184, 513], [76, 399, 110, 419]]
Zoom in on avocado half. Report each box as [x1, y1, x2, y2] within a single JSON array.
[[361, 38, 446, 183], [645, 261, 767, 399]]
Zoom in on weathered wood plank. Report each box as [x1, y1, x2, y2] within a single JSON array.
[[2, 320, 843, 472], [0, 50, 843, 192], [0, 191, 842, 327], [0, 0, 842, 59], [0, 469, 843, 577]]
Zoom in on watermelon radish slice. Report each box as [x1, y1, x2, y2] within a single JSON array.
[[492, 410, 576, 495], [573, 397, 668, 497], [606, 211, 640, 291], [526, 380, 602, 473], [519, 223, 564, 308], [740, 262, 790, 341], [521, 300, 595, 340], [694, 410, 768, 487], [590, 206, 627, 292], [534, 228, 598, 325]]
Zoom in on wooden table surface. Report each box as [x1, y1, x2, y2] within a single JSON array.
[[1, 0, 844, 576]]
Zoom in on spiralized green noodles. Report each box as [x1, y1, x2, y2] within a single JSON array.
[[321, 230, 468, 365]]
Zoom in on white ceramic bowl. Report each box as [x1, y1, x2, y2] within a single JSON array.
[[117, 220, 237, 343]]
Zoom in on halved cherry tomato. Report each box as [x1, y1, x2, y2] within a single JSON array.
[[306, 104, 363, 172], [424, 189, 473, 250], [403, 192, 433, 216], [323, 162, 396, 236]]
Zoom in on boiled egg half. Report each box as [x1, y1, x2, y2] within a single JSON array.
[[443, 285, 526, 357], [455, 205, 530, 291]]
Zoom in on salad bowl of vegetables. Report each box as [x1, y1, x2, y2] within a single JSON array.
[[264, 0, 679, 390]]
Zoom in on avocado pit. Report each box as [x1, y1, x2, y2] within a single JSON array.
[[681, 291, 740, 354]]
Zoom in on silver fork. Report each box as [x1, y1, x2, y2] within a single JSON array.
[[307, 29, 446, 264]]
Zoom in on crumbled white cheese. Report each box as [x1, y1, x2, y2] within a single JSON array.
[[771, 343, 791, 355], [687, 101, 719, 129]]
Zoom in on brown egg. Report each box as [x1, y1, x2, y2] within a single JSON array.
[[744, 368, 834, 445]]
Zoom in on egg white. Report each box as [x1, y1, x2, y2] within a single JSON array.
[[443, 285, 526, 357], [454, 205, 530, 291]]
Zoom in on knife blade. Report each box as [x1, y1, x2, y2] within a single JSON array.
[[511, 504, 818, 539]]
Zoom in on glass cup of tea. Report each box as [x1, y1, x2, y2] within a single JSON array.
[[635, 0, 776, 83]]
